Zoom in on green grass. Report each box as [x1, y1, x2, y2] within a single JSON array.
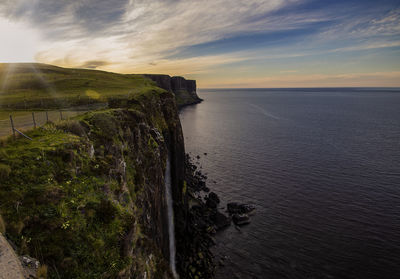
[[0, 111, 33, 120], [0, 121, 134, 278], [0, 101, 176, 278], [0, 63, 166, 109]]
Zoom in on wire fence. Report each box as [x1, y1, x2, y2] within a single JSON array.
[[0, 110, 89, 139]]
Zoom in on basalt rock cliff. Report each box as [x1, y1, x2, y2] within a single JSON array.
[[144, 75, 202, 108], [0, 87, 207, 278]]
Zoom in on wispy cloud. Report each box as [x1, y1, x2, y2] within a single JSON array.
[[0, 0, 399, 87], [280, 70, 298, 73]]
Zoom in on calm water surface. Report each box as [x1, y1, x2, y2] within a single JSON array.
[[179, 88, 400, 279]]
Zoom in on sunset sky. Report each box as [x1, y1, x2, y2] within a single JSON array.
[[0, 0, 399, 88]]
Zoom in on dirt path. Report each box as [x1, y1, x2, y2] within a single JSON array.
[[0, 234, 25, 279]]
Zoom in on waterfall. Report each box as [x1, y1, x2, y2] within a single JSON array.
[[165, 154, 178, 278]]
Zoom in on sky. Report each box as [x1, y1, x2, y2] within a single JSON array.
[[0, 0, 399, 88]]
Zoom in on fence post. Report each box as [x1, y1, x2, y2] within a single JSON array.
[[46, 111, 49, 123], [59, 110, 63, 120], [9, 115, 15, 139], [32, 112, 36, 128]]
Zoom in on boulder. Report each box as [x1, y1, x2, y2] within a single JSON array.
[[227, 202, 255, 215], [212, 211, 231, 230], [205, 192, 220, 209], [232, 214, 251, 226], [240, 204, 256, 215], [227, 202, 240, 214]]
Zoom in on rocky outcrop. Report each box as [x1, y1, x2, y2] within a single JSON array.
[[0, 234, 25, 279], [143, 74, 172, 92], [144, 74, 202, 108]]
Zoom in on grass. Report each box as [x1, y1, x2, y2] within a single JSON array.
[[0, 121, 134, 278], [36, 265, 48, 279], [0, 111, 33, 120], [0, 214, 5, 234], [0, 101, 175, 277], [0, 63, 166, 109]]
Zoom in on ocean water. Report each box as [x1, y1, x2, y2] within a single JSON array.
[[179, 88, 400, 279]]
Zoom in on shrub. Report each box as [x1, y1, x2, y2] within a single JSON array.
[[148, 136, 158, 150], [36, 265, 48, 279], [57, 120, 86, 137], [0, 214, 5, 234], [0, 163, 11, 180]]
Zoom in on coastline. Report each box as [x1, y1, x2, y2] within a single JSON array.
[[0, 63, 211, 278], [178, 97, 203, 111]]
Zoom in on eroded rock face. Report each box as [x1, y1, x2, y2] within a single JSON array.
[[143, 74, 172, 92], [144, 75, 202, 108]]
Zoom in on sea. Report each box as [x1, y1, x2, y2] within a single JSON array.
[[179, 88, 400, 279]]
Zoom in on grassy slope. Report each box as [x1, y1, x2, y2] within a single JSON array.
[[0, 63, 165, 109]]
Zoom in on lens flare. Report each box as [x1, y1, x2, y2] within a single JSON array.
[[0, 18, 40, 63]]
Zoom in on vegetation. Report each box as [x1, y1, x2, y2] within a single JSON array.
[[0, 63, 165, 109], [0, 83, 177, 278], [0, 214, 5, 234], [0, 163, 11, 179], [0, 109, 168, 277], [0, 124, 133, 277], [36, 265, 48, 279], [0, 62, 189, 278]]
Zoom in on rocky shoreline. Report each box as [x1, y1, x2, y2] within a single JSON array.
[[180, 154, 256, 278], [178, 98, 203, 110]]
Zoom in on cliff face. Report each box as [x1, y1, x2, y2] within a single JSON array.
[[144, 75, 202, 108], [0, 90, 187, 278]]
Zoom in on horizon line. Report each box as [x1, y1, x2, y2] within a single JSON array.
[[198, 87, 400, 90]]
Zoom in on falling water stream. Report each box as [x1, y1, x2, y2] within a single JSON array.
[[165, 154, 178, 278]]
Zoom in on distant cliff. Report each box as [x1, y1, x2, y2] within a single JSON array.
[[144, 74, 202, 108]]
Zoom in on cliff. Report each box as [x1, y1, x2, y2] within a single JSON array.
[[0, 64, 213, 279], [144, 75, 202, 108], [0, 89, 188, 278]]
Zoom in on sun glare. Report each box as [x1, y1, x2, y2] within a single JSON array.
[[0, 17, 40, 63]]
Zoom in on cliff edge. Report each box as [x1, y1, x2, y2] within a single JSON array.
[[0, 90, 185, 278], [0, 63, 211, 278], [144, 75, 202, 108]]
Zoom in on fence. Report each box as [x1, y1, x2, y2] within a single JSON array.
[[0, 110, 89, 139]]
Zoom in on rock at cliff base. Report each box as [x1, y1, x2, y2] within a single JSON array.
[[227, 202, 256, 215], [212, 211, 231, 230], [232, 214, 251, 226], [205, 192, 220, 209]]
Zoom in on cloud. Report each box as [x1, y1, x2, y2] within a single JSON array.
[[0, 0, 130, 39], [79, 60, 110, 69], [0, 0, 399, 87], [24, 0, 306, 71]]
